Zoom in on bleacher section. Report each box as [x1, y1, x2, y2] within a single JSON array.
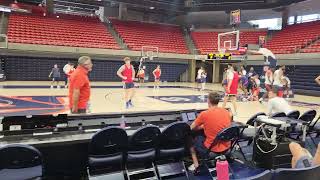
[[7, 13, 120, 49], [191, 30, 267, 54], [111, 19, 189, 54], [265, 21, 320, 54], [300, 40, 320, 53], [287, 66, 320, 95], [3, 56, 188, 81]]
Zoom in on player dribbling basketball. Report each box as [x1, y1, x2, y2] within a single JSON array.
[[117, 57, 136, 109]]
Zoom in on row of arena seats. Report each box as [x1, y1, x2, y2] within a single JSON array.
[[110, 19, 189, 54], [191, 30, 267, 54], [300, 40, 320, 53], [1, 109, 319, 180], [5, 13, 320, 55], [7, 13, 120, 49], [265, 20, 320, 54], [287, 66, 320, 93]]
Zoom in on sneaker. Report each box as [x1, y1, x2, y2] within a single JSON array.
[[57, 85, 61, 89], [258, 98, 263, 104], [50, 85, 53, 89], [188, 164, 196, 171], [188, 164, 201, 175], [128, 100, 134, 107]]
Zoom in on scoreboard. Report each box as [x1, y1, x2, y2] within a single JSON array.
[[207, 52, 232, 60]]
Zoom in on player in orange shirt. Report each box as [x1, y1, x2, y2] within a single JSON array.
[[188, 92, 232, 174]]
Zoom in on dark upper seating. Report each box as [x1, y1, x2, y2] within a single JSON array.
[[7, 13, 120, 49], [111, 19, 189, 54]]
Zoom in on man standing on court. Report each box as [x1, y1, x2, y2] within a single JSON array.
[[63, 62, 71, 88], [315, 75, 320, 85], [117, 57, 135, 109], [69, 56, 93, 114], [222, 64, 239, 116], [259, 66, 273, 102], [153, 65, 161, 89], [273, 65, 285, 97]]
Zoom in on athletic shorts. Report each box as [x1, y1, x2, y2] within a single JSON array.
[[194, 135, 210, 158], [295, 156, 313, 168], [222, 79, 228, 85], [265, 84, 272, 91], [52, 77, 60, 81], [200, 78, 206, 83], [225, 94, 236, 97], [241, 81, 248, 87], [124, 82, 134, 89], [71, 109, 87, 114]]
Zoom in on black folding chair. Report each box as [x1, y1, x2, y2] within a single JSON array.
[[207, 126, 240, 160], [156, 122, 191, 180], [203, 126, 240, 179], [88, 126, 128, 179], [233, 112, 266, 161], [0, 144, 43, 180], [126, 125, 161, 180], [296, 110, 318, 146], [273, 165, 320, 180]]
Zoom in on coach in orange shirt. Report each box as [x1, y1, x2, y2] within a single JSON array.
[[69, 56, 93, 114], [188, 92, 232, 174]]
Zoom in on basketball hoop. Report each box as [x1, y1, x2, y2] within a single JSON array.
[[141, 46, 158, 61], [218, 30, 240, 52], [146, 51, 154, 61]]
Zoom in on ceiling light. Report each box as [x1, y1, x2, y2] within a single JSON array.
[[149, 6, 155, 10]]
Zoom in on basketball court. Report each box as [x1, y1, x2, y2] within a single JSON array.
[[1, 81, 319, 124]]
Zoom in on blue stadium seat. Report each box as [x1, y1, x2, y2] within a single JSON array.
[[273, 165, 320, 180], [270, 112, 286, 118], [88, 127, 128, 179], [232, 170, 272, 180], [126, 125, 161, 180], [156, 122, 191, 179], [0, 144, 43, 180]]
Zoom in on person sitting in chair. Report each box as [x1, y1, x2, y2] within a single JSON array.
[[188, 92, 232, 174], [289, 142, 320, 168], [267, 88, 292, 116]]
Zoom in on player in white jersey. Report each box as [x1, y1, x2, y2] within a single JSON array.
[[273, 65, 285, 97], [196, 67, 204, 90]]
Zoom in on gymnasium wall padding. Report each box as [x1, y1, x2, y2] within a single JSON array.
[[3, 56, 188, 82]]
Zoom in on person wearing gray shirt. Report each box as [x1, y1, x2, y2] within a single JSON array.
[[49, 64, 61, 89]]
